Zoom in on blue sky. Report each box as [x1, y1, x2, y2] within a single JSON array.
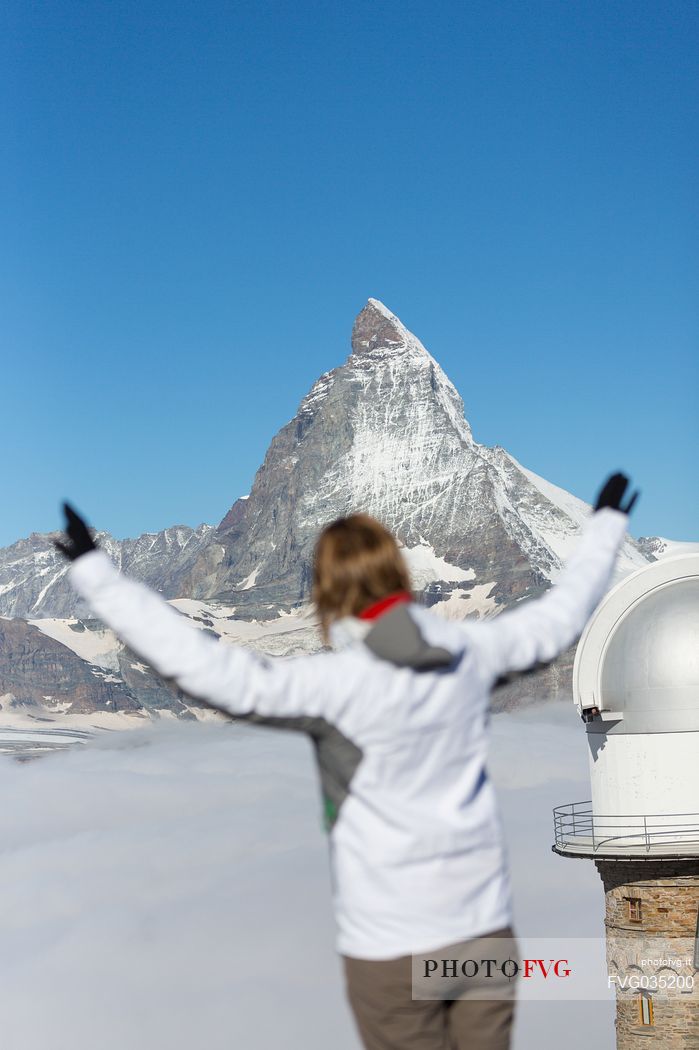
[[2, 0, 697, 547]]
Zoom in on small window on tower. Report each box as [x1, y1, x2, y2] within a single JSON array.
[[628, 898, 642, 923], [638, 994, 654, 1026]]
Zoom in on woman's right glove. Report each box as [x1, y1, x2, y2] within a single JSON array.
[[53, 503, 98, 561], [594, 472, 640, 515]]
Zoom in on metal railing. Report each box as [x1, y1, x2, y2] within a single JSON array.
[[553, 801, 699, 856]]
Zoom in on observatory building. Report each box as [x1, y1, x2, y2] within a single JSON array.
[[553, 553, 699, 1048]]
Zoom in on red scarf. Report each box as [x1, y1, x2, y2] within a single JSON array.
[[358, 591, 413, 621]]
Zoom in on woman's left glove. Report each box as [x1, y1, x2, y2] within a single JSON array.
[[53, 502, 98, 561], [594, 472, 640, 515]]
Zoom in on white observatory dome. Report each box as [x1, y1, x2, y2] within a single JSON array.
[[574, 553, 699, 732], [599, 578, 699, 726], [562, 553, 699, 852]]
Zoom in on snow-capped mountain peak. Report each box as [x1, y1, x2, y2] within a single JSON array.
[[192, 299, 648, 616], [0, 298, 677, 718]]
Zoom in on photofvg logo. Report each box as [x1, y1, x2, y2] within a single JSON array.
[[411, 932, 564, 1003], [411, 936, 699, 1002]]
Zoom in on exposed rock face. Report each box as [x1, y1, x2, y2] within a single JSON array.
[[636, 536, 699, 561], [0, 618, 143, 715]]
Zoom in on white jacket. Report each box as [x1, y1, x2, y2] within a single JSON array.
[[69, 507, 629, 960]]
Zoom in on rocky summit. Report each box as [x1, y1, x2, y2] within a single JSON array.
[[186, 298, 646, 616], [0, 300, 658, 718]]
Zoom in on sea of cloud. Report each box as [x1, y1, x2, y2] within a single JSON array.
[[0, 702, 615, 1049]]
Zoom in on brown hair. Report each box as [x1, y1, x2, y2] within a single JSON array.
[[312, 513, 413, 642]]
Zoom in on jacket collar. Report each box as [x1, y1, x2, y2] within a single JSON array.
[[328, 597, 456, 673], [328, 591, 413, 651]]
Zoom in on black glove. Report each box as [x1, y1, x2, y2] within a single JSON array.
[[53, 503, 98, 561], [594, 473, 640, 515]]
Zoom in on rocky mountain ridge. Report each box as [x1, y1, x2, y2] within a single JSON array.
[[1, 299, 686, 720], [0, 523, 215, 620]]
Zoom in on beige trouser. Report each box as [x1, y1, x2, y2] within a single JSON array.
[[342, 927, 517, 1050]]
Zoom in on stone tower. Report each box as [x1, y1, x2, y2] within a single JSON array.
[[595, 859, 699, 1046]]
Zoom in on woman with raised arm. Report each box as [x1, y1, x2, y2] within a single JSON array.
[[55, 472, 638, 1050]]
